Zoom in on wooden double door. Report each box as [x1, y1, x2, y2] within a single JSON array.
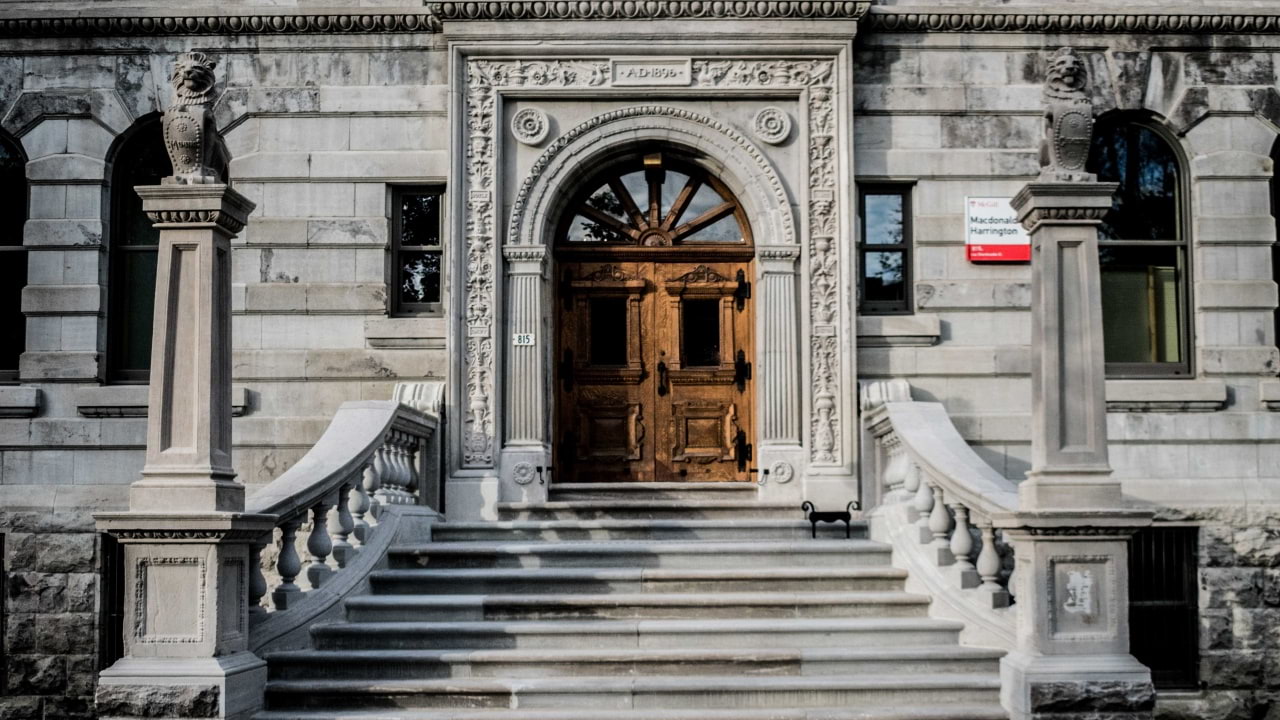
[[556, 259, 754, 483]]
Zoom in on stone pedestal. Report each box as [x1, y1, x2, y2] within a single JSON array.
[[96, 183, 273, 720], [1003, 182, 1154, 720]]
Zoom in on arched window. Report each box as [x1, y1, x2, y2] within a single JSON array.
[[107, 116, 169, 382], [0, 132, 28, 382], [1087, 115, 1191, 376]]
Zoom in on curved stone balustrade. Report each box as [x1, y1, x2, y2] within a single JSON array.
[[244, 386, 441, 644], [860, 379, 1017, 649]]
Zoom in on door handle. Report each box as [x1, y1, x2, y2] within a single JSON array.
[[657, 360, 669, 396]]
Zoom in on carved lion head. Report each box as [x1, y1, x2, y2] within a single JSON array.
[[1044, 47, 1088, 101], [170, 52, 217, 101]]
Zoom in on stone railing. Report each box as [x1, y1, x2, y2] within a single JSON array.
[[860, 379, 1017, 649], [244, 386, 441, 650]]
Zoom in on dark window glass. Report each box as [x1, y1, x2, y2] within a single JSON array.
[[681, 299, 721, 367], [589, 298, 627, 365], [0, 134, 27, 381], [1087, 118, 1190, 376], [392, 187, 443, 314], [108, 116, 169, 382], [1129, 527, 1198, 689], [859, 186, 912, 315]]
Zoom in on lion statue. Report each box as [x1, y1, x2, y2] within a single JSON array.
[[162, 52, 223, 184], [1038, 47, 1096, 182]]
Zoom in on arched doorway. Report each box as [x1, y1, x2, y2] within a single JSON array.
[[553, 150, 755, 483]]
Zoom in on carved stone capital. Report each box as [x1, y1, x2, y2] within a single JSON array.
[[502, 245, 547, 275], [1011, 182, 1118, 233], [135, 185, 256, 234]]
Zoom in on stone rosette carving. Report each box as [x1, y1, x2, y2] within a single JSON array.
[[512, 462, 536, 485], [752, 107, 792, 145], [162, 52, 221, 185], [1038, 47, 1095, 183], [770, 461, 795, 484], [511, 107, 551, 146], [464, 56, 842, 468]]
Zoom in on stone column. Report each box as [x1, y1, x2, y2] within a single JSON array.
[[500, 245, 549, 500], [757, 246, 801, 444], [95, 184, 273, 720], [999, 184, 1153, 720]]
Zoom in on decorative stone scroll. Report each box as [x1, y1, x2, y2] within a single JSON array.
[[462, 55, 842, 468]]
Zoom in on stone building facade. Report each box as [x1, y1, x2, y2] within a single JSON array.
[[0, 1, 1278, 719]]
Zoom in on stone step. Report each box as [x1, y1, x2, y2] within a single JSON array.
[[388, 540, 892, 569], [369, 566, 908, 595], [344, 591, 932, 622], [310, 617, 965, 651], [497, 500, 800, 521], [255, 706, 1010, 720], [432, 518, 864, 542], [264, 674, 1002, 711], [265, 646, 1005, 681], [548, 482, 760, 501]]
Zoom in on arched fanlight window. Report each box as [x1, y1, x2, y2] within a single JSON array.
[[107, 116, 170, 382], [559, 153, 751, 246], [0, 132, 28, 382], [1087, 115, 1191, 376]]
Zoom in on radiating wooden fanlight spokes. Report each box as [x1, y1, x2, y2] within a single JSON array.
[[564, 154, 749, 245]]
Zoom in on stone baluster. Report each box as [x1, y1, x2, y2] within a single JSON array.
[[976, 518, 1011, 608], [948, 502, 978, 588], [362, 456, 382, 526], [882, 437, 908, 499], [349, 466, 371, 546], [372, 444, 395, 509], [403, 435, 420, 500], [927, 484, 954, 565], [248, 534, 270, 620], [912, 473, 934, 544], [395, 433, 413, 502], [902, 461, 921, 522], [330, 482, 356, 568], [305, 498, 335, 589], [272, 517, 304, 610]]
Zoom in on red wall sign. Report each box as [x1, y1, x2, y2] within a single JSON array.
[[965, 197, 1030, 262]]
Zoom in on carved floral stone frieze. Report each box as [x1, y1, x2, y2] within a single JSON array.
[[462, 55, 843, 469]]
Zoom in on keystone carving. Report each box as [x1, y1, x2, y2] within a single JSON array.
[[1038, 47, 1095, 183], [162, 52, 222, 184]]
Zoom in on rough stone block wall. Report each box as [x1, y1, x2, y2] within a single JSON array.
[[1, 511, 102, 720]]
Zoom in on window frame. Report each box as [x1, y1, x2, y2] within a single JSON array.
[[106, 114, 168, 384], [857, 184, 914, 316], [1090, 116, 1194, 379], [389, 185, 446, 317], [0, 132, 28, 384]]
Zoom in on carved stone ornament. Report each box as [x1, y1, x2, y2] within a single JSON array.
[[1038, 47, 1095, 183], [752, 107, 792, 145], [162, 52, 221, 185], [463, 57, 843, 468], [511, 107, 551, 146], [512, 462, 536, 485], [770, 460, 795, 484]]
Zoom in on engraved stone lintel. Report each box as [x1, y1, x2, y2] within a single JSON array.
[[611, 58, 691, 86]]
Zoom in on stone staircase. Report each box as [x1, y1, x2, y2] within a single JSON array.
[[256, 483, 1008, 719]]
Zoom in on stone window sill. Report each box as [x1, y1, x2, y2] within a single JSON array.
[[856, 314, 941, 348], [1105, 379, 1228, 413], [76, 385, 250, 418], [366, 317, 446, 349], [0, 387, 42, 418], [1261, 380, 1280, 411]]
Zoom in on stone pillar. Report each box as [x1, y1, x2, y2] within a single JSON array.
[[500, 245, 549, 501], [999, 182, 1154, 720], [757, 246, 801, 444]]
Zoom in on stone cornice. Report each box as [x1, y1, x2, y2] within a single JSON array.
[[427, 1, 871, 21], [865, 7, 1280, 34], [0, 13, 440, 38]]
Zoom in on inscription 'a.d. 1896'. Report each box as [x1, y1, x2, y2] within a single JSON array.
[[611, 59, 692, 86]]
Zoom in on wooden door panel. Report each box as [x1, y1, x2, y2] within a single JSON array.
[[654, 262, 753, 482]]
